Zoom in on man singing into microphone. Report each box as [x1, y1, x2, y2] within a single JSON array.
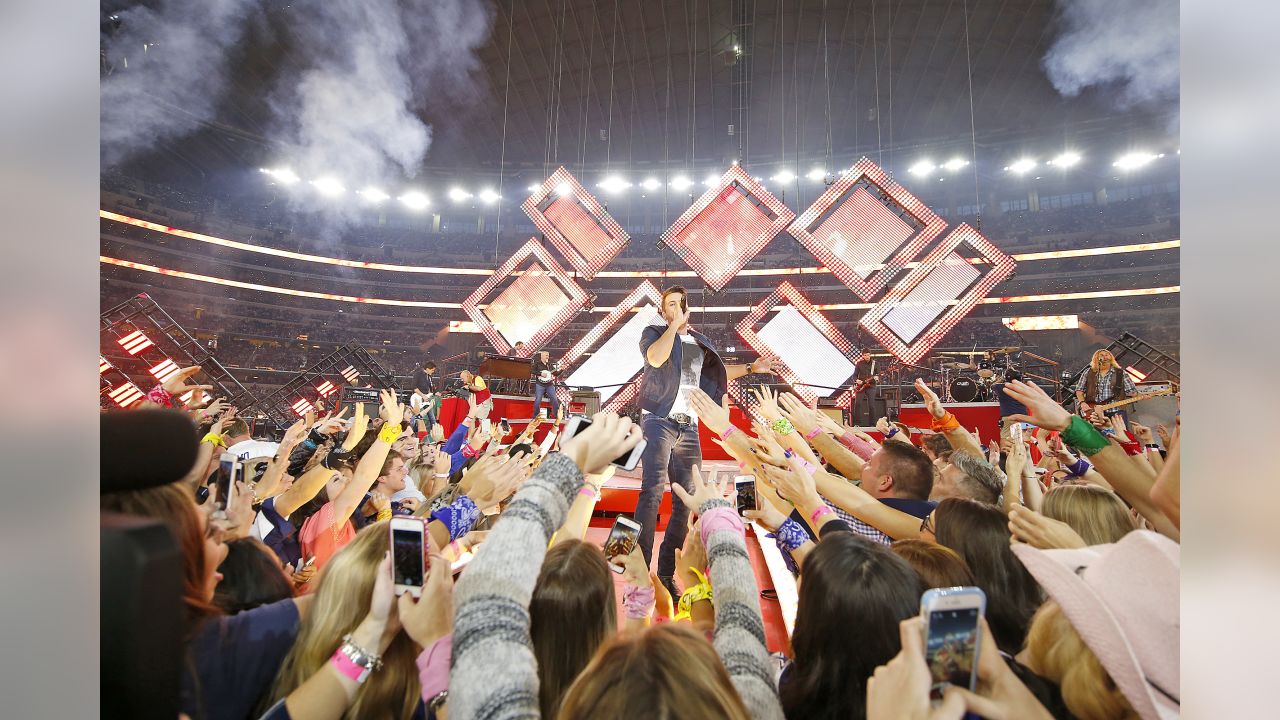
[[635, 285, 774, 598]]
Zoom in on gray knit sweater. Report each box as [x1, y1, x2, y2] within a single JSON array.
[[449, 452, 783, 720]]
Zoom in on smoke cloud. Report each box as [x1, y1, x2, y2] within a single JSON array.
[[100, 0, 262, 166], [1042, 0, 1179, 108]]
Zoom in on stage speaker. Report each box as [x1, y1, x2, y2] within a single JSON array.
[[852, 395, 888, 427], [1129, 385, 1178, 430], [572, 390, 601, 416], [818, 407, 844, 425]]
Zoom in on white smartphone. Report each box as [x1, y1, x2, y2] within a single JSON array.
[[389, 517, 428, 597], [482, 418, 493, 435], [537, 428, 558, 457], [217, 452, 240, 506], [1009, 421, 1024, 446], [560, 416, 647, 471], [602, 516, 642, 573], [294, 556, 316, 573], [920, 586, 986, 702], [734, 475, 758, 513]]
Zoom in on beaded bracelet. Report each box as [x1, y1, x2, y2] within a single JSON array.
[[771, 417, 796, 436]]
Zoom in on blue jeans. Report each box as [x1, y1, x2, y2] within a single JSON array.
[[634, 414, 702, 581], [531, 382, 560, 418]]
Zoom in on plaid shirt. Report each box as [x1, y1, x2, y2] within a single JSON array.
[[1073, 366, 1137, 404]]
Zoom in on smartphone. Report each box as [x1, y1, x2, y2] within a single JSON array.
[[1009, 421, 1024, 446], [499, 418, 512, 437], [482, 418, 493, 436], [560, 416, 647, 471], [602, 516, 642, 573], [389, 517, 428, 597], [294, 556, 316, 573], [217, 452, 239, 506], [735, 476, 758, 513], [537, 428, 558, 457], [921, 586, 986, 702]]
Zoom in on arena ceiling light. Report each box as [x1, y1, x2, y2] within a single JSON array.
[[1113, 151, 1162, 170], [357, 187, 390, 204], [260, 167, 299, 185], [640, 177, 662, 191], [478, 188, 502, 204], [942, 157, 969, 172], [771, 170, 796, 184], [310, 177, 345, 196], [1005, 158, 1037, 175], [597, 176, 632, 194], [1048, 151, 1082, 168], [702, 173, 720, 188], [908, 160, 936, 177], [806, 167, 826, 181], [526, 183, 541, 193], [555, 182, 573, 197], [670, 175, 693, 191], [398, 191, 430, 210], [447, 187, 472, 203]]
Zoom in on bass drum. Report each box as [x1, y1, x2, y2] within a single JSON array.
[[948, 377, 979, 403]]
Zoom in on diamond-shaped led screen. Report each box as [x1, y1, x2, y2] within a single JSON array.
[[557, 281, 663, 410], [523, 167, 629, 280], [482, 265, 573, 347], [756, 306, 858, 399]]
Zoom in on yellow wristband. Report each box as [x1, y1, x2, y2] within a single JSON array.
[[202, 432, 225, 447], [375, 508, 393, 522], [677, 567, 713, 614], [378, 423, 403, 444]]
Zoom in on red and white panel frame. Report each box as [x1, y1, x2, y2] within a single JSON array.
[[734, 281, 868, 407], [789, 157, 947, 300], [461, 238, 589, 357], [523, 167, 630, 280], [661, 165, 796, 291], [558, 281, 663, 410], [859, 224, 1017, 365]]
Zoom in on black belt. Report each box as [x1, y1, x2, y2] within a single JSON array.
[[667, 413, 694, 426]]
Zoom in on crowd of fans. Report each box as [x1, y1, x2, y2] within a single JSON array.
[[103, 355, 1179, 719]]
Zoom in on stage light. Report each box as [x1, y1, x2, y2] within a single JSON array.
[[1048, 152, 1081, 168], [1124, 365, 1148, 382], [311, 177, 345, 196], [148, 359, 181, 383], [290, 398, 316, 417], [670, 175, 693, 191], [772, 170, 796, 184], [117, 329, 153, 355], [448, 187, 472, 203], [263, 167, 299, 185], [340, 366, 361, 383], [555, 182, 573, 197], [316, 380, 337, 397], [908, 160, 935, 177], [478, 188, 501, 204], [806, 167, 825, 181], [1005, 158, 1037, 174], [358, 187, 390, 203], [1002, 315, 1079, 331], [398, 191, 430, 210], [1113, 151, 1160, 170], [597, 176, 632, 194], [108, 383, 146, 408], [526, 183, 541, 193], [448, 320, 481, 333], [641, 177, 661, 191], [703, 173, 720, 188], [942, 157, 969, 172]]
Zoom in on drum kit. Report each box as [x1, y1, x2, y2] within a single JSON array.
[[936, 346, 1022, 403]]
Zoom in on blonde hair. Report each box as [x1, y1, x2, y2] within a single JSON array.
[[1090, 350, 1116, 374], [1041, 484, 1136, 545], [1025, 601, 1138, 720], [556, 623, 750, 720], [268, 522, 420, 719]]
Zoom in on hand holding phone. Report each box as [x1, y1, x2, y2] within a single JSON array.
[[603, 516, 642, 573], [734, 476, 758, 513], [920, 587, 985, 702], [390, 517, 428, 597], [560, 416, 647, 471]]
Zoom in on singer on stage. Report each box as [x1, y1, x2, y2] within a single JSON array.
[[635, 285, 774, 598]]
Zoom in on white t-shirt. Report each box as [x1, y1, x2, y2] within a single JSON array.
[[666, 334, 704, 419], [227, 439, 280, 462]]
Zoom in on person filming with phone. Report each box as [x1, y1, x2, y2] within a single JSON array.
[[634, 285, 775, 599]]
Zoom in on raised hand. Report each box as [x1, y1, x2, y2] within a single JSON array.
[[914, 378, 945, 419], [674, 518, 709, 592], [748, 355, 776, 375], [778, 392, 821, 437], [618, 545, 652, 584], [866, 618, 966, 720], [379, 389, 406, 430], [163, 365, 214, 397], [1156, 424, 1171, 448], [749, 423, 789, 468], [431, 422, 446, 443], [686, 387, 733, 436], [459, 455, 523, 511], [1001, 380, 1071, 432], [1130, 421, 1155, 445], [749, 385, 784, 423], [671, 464, 730, 518], [397, 541, 452, 648], [1008, 505, 1086, 550], [761, 455, 821, 508], [559, 412, 642, 475]]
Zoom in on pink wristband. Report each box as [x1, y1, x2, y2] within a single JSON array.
[[416, 634, 453, 699], [720, 425, 739, 440], [330, 649, 370, 684], [804, 427, 823, 441], [810, 505, 835, 526], [622, 584, 657, 619], [577, 486, 598, 500], [698, 506, 745, 546]]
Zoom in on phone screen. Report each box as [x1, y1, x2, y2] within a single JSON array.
[[392, 527, 426, 588], [216, 453, 237, 506], [602, 517, 640, 569], [925, 607, 981, 699], [735, 477, 757, 513], [566, 418, 639, 467]]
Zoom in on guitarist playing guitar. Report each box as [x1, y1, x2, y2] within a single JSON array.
[[530, 349, 561, 421], [1073, 349, 1138, 424]]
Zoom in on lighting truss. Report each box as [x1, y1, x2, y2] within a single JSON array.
[[107, 383, 146, 408], [117, 330, 154, 355], [660, 165, 796, 291], [461, 238, 588, 357], [316, 380, 337, 397], [558, 281, 663, 410], [523, 167, 630, 280], [735, 281, 867, 406], [789, 157, 947, 300], [859, 224, 1016, 365]]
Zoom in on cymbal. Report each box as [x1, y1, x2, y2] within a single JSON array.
[[943, 361, 974, 369], [989, 346, 1020, 355]]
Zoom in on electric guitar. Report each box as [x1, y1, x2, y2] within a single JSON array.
[[1086, 386, 1176, 415]]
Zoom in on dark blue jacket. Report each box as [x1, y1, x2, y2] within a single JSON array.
[[637, 322, 729, 416]]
